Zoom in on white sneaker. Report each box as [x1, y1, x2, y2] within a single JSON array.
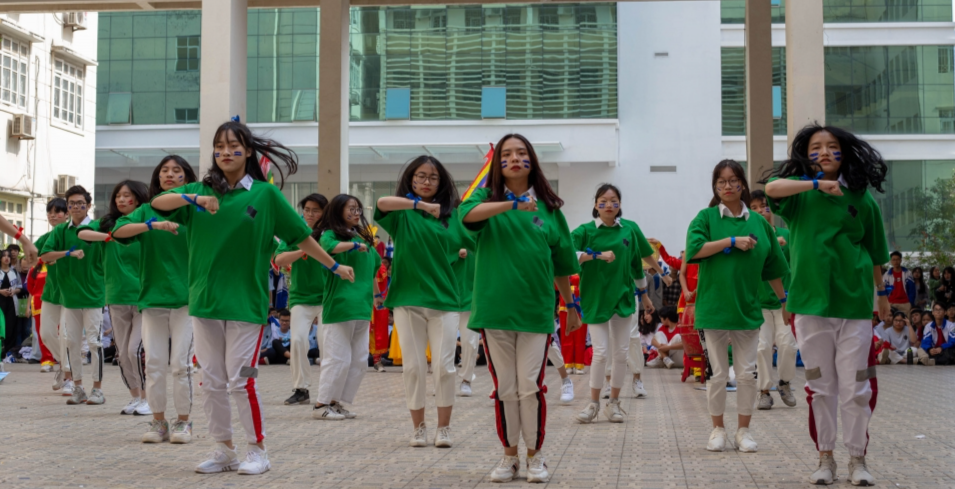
[[41, 364, 53, 373], [632, 378, 648, 398], [237, 446, 271, 475], [195, 443, 240, 473], [574, 367, 586, 375], [663, 356, 675, 369], [67, 384, 87, 405], [410, 422, 428, 447], [61, 379, 74, 396], [600, 383, 611, 399], [459, 381, 472, 397], [52, 367, 64, 390], [810, 453, 837, 485], [121, 397, 141, 415], [434, 426, 452, 448], [603, 398, 626, 423], [735, 427, 758, 452], [86, 388, 106, 405], [526, 453, 549, 483], [142, 419, 170, 443], [312, 404, 345, 420], [334, 403, 357, 419], [576, 401, 599, 424], [170, 420, 193, 444], [559, 378, 574, 404], [646, 356, 664, 368], [848, 456, 874, 486], [490, 455, 520, 483], [707, 426, 729, 452], [133, 399, 152, 416], [373, 360, 385, 373]]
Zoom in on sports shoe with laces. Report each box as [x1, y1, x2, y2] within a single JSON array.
[[170, 420, 193, 444], [735, 427, 757, 452], [706, 426, 729, 452], [334, 403, 357, 419], [778, 380, 797, 407], [41, 364, 53, 373], [757, 392, 774, 410], [603, 398, 626, 423], [238, 446, 271, 475], [312, 404, 345, 420], [810, 452, 837, 485], [848, 456, 874, 486], [195, 443, 239, 474], [409, 422, 428, 447], [61, 379, 74, 396], [600, 383, 611, 399], [632, 378, 647, 398], [663, 356, 675, 369], [86, 388, 106, 405], [121, 397, 141, 415], [52, 367, 64, 390], [490, 455, 520, 483], [434, 426, 452, 448], [142, 419, 170, 443], [526, 453, 549, 483], [133, 399, 152, 415], [67, 384, 87, 405], [559, 378, 574, 404], [284, 388, 310, 405], [576, 401, 599, 424]]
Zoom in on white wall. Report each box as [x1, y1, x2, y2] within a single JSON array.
[[0, 13, 98, 240]]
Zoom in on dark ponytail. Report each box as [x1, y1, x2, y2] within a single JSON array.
[[204, 121, 298, 195]]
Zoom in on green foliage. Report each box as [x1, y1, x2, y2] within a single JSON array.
[[912, 172, 955, 270]]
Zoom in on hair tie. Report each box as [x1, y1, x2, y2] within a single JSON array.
[[231, 115, 241, 123]]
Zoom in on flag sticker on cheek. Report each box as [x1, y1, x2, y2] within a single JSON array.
[[246, 205, 258, 219], [214, 152, 221, 158], [234, 151, 243, 156]]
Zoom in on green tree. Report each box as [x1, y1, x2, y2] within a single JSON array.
[[912, 172, 955, 270]]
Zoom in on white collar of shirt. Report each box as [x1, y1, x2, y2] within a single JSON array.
[[595, 217, 621, 228], [718, 201, 750, 220], [68, 216, 92, 229], [837, 174, 848, 187], [234, 174, 254, 191], [504, 185, 537, 201]]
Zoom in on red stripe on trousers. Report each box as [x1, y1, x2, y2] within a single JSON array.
[[246, 325, 266, 443], [481, 329, 510, 447]]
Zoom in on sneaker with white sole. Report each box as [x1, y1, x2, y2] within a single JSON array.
[[86, 388, 106, 405], [559, 378, 574, 404], [810, 453, 837, 485], [632, 378, 648, 398], [237, 446, 270, 475], [374, 360, 386, 373], [133, 399, 152, 415], [312, 404, 345, 420], [576, 401, 600, 424], [67, 384, 87, 405], [526, 453, 549, 483], [574, 367, 586, 375], [459, 381, 472, 397], [490, 455, 520, 483], [334, 403, 357, 419], [142, 419, 170, 443], [195, 443, 240, 473], [61, 379, 74, 396], [41, 364, 53, 373], [284, 389, 310, 405], [663, 356, 675, 369], [170, 420, 193, 444], [121, 397, 142, 415], [409, 422, 428, 447], [848, 456, 874, 486], [603, 398, 626, 423], [778, 380, 797, 407], [735, 427, 757, 452], [706, 426, 730, 452], [757, 392, 774, 410], [53, 368, 64, 390], [600, 383, 611, 399], [434, 426, 452, 448]]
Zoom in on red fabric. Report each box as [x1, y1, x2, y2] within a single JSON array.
[[889, 270, 908, 304], [558, 275, 588, 367], [659, 325, 679, 343], [375, 241, 386, 258], [678, 263, 699, 311], [28, 264, 55, 364], [935, 325, 944, 348], [370, 264, 390, 357], [246, 326, 266, 443]]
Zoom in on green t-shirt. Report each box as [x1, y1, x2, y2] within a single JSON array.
[[276, 237, 326, 308], [620, 218, 655, 281], [35, 232, 61, 305], [448, 208, 478, 312], [757, 226, 791, 310], [319, 231, 381, 324], [686, 207, 789, 331], [459, 187, 580, 334], [39, 219, 106, 309], [100, 236, 141, 306], [768, 177, 890, 320], [373, 206, 461, 311], [572, 221, 647, 324], [156, 181, 312, 324], [113, 204, 190, 310]]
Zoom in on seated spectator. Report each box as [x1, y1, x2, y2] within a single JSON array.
[[878, 312, 918, 364], [257, 314, 275, 365], [910, 309, 925, 342], [917, 303, 955, 366], [933, 266, 955, 309], [947, 305, 955, 325], [261, 309, 292, 365], [308, 319, 320, 365], [647, 306, 683, 369], [637, 310, 659, 362]]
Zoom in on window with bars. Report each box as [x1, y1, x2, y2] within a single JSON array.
[[1, 37, 30, 109], [176, 36, 199, 72], [53, 58, 84, 128], [940, 46, 953, 74], [174, 108, 198, 123], [0, 197, 26, 247]]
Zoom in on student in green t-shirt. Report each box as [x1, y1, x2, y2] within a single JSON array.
[[748, 189, 799, 412], [39, 185, 108, 407], [35, 198, 70, 392], [112, 155, 199, 445], [685, 160, 789, 455], [312, 194, 382, 421], [765, 124, 891, 487], [460, 133, 581, 484], [375, 155, 463, 448], [149, 120, 354, 476], [77, 180, 150, 416], [272, 192, 328, 408]]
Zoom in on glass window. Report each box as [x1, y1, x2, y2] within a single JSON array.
[[722, 0, 953, 23], [878, 160, 955, 251], [176, 36, 199, 71], [1, 38, 30, 109], [174, 107, 198, 123], [106, 92, 132, 124], [53, 58, 85, 128]]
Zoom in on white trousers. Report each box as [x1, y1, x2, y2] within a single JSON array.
[[626, 318, 644, 375], [290, 304, 322, 390], [394, 307, 459, 410], [40, 302, 67, 371], [647, 332, 684, 368], [61, 307, 103, 383], [589, 315, 632, 390], [193, 318, 266, 444], [316, 320, 369, 405], [457, 311, 480, 383], [757, 308, 798, 390], [484, 329, 549, 450], [795, 315, 875, 456], [548, 336, 564, 369], [109, 305, 144, 392], [703, 329, 758, 417], [879, 349, 905, 365], [142, 307, 194, 416]]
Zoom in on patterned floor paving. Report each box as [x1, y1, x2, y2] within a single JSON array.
[[1, 361, 953, 488]]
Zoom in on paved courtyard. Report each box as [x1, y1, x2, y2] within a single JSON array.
[[1, 361, 953, 488]]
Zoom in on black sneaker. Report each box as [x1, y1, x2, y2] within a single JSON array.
[[284, 389, 310, 405]]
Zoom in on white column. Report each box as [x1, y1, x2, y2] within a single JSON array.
[[785, 0, 826, 143], [745, 0, 774, 187], [199, 0, 248, 174], [318, 0, 350, 196]]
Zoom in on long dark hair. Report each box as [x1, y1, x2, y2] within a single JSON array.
[[709, 159, 751, 208], [396, 155, 459, 222], [913, 266, 926, 293], [314, 194, 374, 246], [484, 133, 563, 210], [762, 123, 887, 193], [150, 155, 198, 198], [204, 121, 298, 195], [638, 310, 661, 336], [591, 183, 622, 219], [942, 267, 955, 286], [99, 180, 149, 232]]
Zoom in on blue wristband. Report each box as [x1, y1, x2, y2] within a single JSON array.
[[724, 236, 735, 254], [181, 194, 206, 212], [569, 301, 582, 317], [145, 217, 157, 231], [327, 262, 340, 273], [635, 288, 647, 298], [877, 289, 890, 297], [351, 242, 360, 252], [375, 293, 384, 298], [779, 297, 787, 304], [405, 193, 422, 210], [813, 179, 819, 190], [65, 245, 76, 257]]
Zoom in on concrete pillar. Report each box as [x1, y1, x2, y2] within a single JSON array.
[[199, 0, 247, 173], [745, 0, 774, 188], [318, 0, 350, 196], [785, 0, 826, 142]]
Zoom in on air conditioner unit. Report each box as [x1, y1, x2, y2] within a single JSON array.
[[56, 175, 77, 196], [12, 114, 35, 139], [64, 12, 88, 31]]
